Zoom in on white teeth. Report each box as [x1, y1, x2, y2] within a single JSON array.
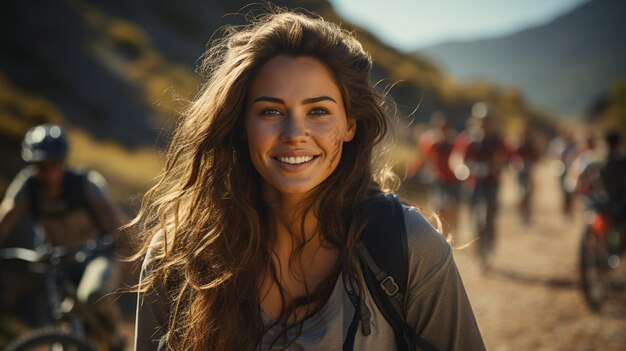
[[278, 156, 314, 164]]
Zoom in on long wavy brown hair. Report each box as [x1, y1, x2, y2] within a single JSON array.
[[131, 8, 398, 351]]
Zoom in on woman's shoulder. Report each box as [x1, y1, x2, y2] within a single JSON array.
[[402, 205, 449, 249], [401, 204, 453, 284]]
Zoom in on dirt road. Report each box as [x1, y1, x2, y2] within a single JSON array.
[[451, 159, 626, 350]]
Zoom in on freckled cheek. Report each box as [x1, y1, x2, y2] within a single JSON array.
[[321, 126, 345, 172]]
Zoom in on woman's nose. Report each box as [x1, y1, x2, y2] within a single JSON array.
[[280, 115, 309, 143]]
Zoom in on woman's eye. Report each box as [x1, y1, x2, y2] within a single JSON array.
[[260, 108, 282, 116], [309, 108, 329, 116]]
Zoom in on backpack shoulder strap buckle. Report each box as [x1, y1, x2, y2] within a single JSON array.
[[380, 276, 399, 296]]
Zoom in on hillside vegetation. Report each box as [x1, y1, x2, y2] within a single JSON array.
[[0, 0, 553, 210]]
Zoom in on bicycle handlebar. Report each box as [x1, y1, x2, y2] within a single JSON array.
[[0, 237, 114, 265], [0, 247, 41, 262]]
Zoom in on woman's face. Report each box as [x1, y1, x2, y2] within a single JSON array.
[[245, 55, 356, 200]]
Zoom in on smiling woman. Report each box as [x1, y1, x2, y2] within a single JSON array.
[[245, 55, 356, 199], [130, 8, 484, 351]]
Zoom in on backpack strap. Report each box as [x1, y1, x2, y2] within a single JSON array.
[[357, 193, 408, 295], [356, 193, 437, 351], [25, 175, 41, 220]]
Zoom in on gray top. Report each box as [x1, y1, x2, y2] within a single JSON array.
[[134, 206, 485, 350]]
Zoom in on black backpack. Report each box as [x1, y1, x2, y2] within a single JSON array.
[[346, 193, 437, 351], [25, 169, 107, 235]]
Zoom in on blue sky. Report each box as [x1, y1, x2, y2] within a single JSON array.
[[328, 0, 590, 51]]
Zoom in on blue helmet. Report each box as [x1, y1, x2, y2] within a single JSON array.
[[21, 124, 68, 162]]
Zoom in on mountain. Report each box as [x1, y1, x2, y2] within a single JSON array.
[[417, 0, 626, 116], [0, 0, 551, 207]]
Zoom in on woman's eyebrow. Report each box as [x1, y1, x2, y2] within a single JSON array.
[[252, 96, 283, 104], [302, 96, 336, 104], [252, 96, 337, 104]]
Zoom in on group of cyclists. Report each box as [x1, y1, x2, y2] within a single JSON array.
[[411, 103, 519, 267], [411, 103, 626, 271], [549, 125, 626, 234]]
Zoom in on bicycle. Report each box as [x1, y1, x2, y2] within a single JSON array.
[[465, 161, 499, 272], [0, 237, 118, 351], [579, 194, 623, 311]]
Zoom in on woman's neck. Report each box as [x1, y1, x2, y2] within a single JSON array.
[[263, 188, 318, 242], [259, 189, 343, 321]]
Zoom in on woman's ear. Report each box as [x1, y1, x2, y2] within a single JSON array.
[[343, 117, 356, 142]]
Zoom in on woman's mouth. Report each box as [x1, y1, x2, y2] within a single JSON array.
[[276, 155, 315, 165]]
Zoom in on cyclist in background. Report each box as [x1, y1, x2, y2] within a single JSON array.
[[548, 127, 579, 218], [573, 131, 626, 270], [600, 131, 626, 257], [459, 104, 510, 268], [568, 135, 607, 205], [449, 112, 481, 206], [509, 126, 541, 225], [0, 124, 127, 351], [412, 112, 460, 233]]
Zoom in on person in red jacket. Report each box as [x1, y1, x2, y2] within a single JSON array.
[[412, 112, 460, 233]]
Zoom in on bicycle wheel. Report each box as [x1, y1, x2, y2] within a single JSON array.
[[579, 228, 608, 311], [472, 197, 492, 271], [3, 327, 96, 351]]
